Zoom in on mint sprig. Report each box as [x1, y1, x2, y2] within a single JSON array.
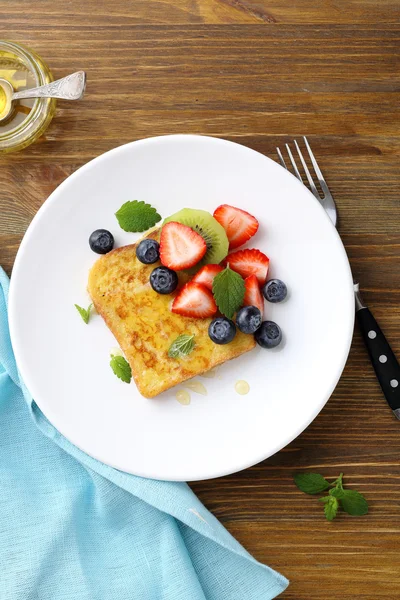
[[212, 265, 245, 319], [168, 334, 195, 359], [75, 303, 92, 324], [115, 200, 161, 232], [110, 355, 132, 384], [294, 472, 368, 521]]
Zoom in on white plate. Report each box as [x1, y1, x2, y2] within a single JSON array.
[[9, 135, 354, 481]]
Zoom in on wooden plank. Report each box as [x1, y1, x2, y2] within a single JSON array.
[[0, 0, 399, 25]]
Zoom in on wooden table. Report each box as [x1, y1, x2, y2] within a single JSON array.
[[1, 2, 399, 598]]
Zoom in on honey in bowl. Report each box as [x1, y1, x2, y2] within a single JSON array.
[[0, 41, 56, 153], [0, 83, 6, 118], [0, 53, 36, 130]]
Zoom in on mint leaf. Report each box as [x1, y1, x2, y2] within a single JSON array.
[[295, 471, 368, 521], [294, 472, 332, 495], [168, 334, 195, 359], [212, 265, 245, 319], [329, 487, 345, 499], [75, 303, 92, 324], [340, 490, 368, 516], [110, 355, 132, 383], [115, 200, 161, 232], [323, 496, 339, 521]]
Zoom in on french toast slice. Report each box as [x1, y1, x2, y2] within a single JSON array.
[[88, 230, 256, 398]]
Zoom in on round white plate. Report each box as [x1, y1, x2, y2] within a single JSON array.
[[9, 135, 354, 481]]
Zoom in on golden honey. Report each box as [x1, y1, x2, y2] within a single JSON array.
[[0, 84, 7, 119], [184, 380, 208, 395], [0, 56, 35, 130], [175, 390, 191, 405], [235, 380, 250, 395], [0, 41, 56, 153], [200, 369, 217, 379]]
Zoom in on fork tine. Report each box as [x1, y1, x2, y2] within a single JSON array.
[[303, 136, 330, 196], [276, 147, 287, 170], [285, 144, 302, 182], [293, 140, 320, 200]]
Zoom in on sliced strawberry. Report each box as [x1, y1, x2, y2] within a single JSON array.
[[160, 222, 207, 271], [192, 264, 223, 290], [244, 275, 264, 316], [213, 204, 259, 249], [223, 248, 269, 286], [171, 282, 217, 318]]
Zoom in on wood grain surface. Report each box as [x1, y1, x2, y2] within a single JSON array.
[[1, 1, 399, 598]]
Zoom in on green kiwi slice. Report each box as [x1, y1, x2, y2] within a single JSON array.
[[163, 208, 229, 268]]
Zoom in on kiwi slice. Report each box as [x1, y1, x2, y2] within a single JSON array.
[[164, 208, 229, 268]]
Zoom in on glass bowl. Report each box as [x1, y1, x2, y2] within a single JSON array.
[[0, 41, 56, 153]]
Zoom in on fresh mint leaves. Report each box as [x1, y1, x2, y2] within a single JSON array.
[[212, 265, 245, 319], [110, 354, 132, 384], [321, 496, 339, 521], [293, 472, 331, 494], [75, 303, 92, 324], [168, 334, 195, 359], [340, 490, 369, 516], [115, 200, 161, 232], [294, 472, 368, 521]]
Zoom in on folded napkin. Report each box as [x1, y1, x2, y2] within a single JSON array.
[[0, 267, 288, 600]]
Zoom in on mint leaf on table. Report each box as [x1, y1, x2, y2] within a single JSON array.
[[115, 200, 161, 232], [110, 355, 132, 384], [329, 487, 345, 499], [294, 473, 331, 495], [168, 334, 195, 359], [322, 496, 339, 521], [212, 265, 245, 319], [294, 471, 369, 521], [74, 303, 92, 324], [340, 490, 369, 516]]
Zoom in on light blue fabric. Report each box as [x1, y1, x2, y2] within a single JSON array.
[[0, 267, 288, 600]]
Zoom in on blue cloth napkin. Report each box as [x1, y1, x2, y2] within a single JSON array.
[[0, 267, 288, 600]]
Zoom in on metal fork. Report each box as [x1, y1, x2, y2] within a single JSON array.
[[276, 137, 400, 420], [277, 138, 337, 227]]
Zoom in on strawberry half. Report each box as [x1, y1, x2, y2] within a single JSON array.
[[223, 248, 269, 286], [192, 264, 223, 290], [171, 282, 217, 318], [213, 204, 259, 249], [244, 275, 264, 316], [160, 222, 207, 271]]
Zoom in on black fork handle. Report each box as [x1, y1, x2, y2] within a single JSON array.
[[355, 288, 400, 419]]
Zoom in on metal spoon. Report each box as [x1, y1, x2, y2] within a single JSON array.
[[0, 70, 86, 123]]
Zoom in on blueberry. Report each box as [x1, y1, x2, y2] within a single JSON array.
[[150, 266, 178, 294], [262, 279, 287, 303], [89, 229, 114, 254], [208, 317, 236, 345], [136, 239, 160, 264], [255, 321, 282, 349], [236, 305, 262, 334]]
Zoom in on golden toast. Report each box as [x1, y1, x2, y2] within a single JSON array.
[[88, 230, 256, 398]]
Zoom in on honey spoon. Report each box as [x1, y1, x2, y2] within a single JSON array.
[[0, 70, 86, 124]]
